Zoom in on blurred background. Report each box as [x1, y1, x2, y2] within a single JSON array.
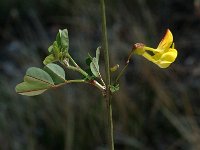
[[0, 0, 200, 149]]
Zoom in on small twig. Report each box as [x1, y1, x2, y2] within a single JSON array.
[[115, 43, 142, 83], [115, 49, 132, 83]]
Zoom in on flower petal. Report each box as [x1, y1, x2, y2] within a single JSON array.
[[157, 29, 173, 52], [160, 49, 177, 62], [152, 53, 163, 61], [157, 61, 172, 68]]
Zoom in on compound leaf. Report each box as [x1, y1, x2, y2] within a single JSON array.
[[15, 67, 54, 96]]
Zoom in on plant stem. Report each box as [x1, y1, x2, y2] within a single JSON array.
[[68, 65, 88, 77], [53, 79, 105, 92], [115, 48, 133, 83], [115, 63, 129, 83], [67, 54, 79, 68], [61, 56, 106, 92], [100, 0, 114, 150], [62, 57, 88, 77]]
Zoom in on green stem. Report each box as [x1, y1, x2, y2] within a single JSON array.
[[62, 56, 88, 77], [66, 79, 86, 83], [115, 49, 133, 83], [115, 63, 129, 83], [54, 79, 105, 92], [54, 79, 85, 88], [61, 56, 105, 92], [100, 0, 114, 150], [67, 54, 79, 68]]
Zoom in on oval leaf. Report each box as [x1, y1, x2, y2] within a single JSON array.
[[15, 82, 48, 96], [25, 67, 54, 85], [44, 63, 65, 84], [90, 58, 100, 78]]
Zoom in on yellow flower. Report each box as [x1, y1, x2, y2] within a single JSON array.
[[134, 29, 178, 68]]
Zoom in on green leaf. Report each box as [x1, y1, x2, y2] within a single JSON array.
[[52, 41, 60, 58], [56, 29, 69, 52], [26, 67, 54, 84], [43, 54, 57, 65], [44, 63, 65, 84], [60, 29, 69, 51], [48, 45, 53, 52], [56, 30, 62, 49], [90, 58, 100, 78], [15, 82, 48, 96], [15, 67, 54, 96], [96, 47, 100, 62]]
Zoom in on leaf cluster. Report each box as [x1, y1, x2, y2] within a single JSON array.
[[15, 63, 65, 96], [43, 29, 69, 65]]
